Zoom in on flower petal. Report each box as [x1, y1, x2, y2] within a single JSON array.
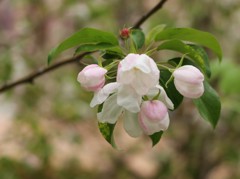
[[117, 85, 142, 113], [117, 70, 135, 85], [147, 85, 174, 110], [139, 112, 170, 135], [173, 65, 204, 84], [123, 111, 143, 138], [77, 64, 107, 91], [156, 85, 174, 110], [97, 94, 123, 124], [174, 80, 204, 99], [90, 82, 119, 107], [131, 69, 158, 95], [135, 55, 151, 73], [120, 53, 139, 71]]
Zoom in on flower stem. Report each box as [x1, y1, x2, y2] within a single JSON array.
[[176, 53, 188, 68], [165, 75, 174, 88], [146, 47, 158, 56], [105, 60, 120, 70], [157, 64, 174, 72]]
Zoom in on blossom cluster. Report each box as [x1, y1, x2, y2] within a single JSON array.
[[77, 53, 204, 137]]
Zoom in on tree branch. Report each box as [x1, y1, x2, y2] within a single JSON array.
[[133, 0, 168, 29], [0, 0, 168, 93], [0, 52, 89, 93]]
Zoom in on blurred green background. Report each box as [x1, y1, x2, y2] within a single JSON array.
[[0, 0, 240, 178]]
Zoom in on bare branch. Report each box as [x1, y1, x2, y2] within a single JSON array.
[[0, 0, 168, 94], [133, 0, 168, 29], [0, 52, 90, 93]]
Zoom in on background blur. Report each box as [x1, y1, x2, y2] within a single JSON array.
[[0, 0, 240, 178]]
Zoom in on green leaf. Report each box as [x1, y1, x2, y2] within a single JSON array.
[[75, 42, 116, 54], [160, 69, 183, 110], [102, 46, 125, 60], [150, 131, 163, 147], [189, 44, 211, 78], [193, 81, 221, 128], [97, 104, 117, 148], [98, 122, 117, 148], [155, 28, 222, 61], [130, 29, 145, 49], [146, 24, 166, 46], [48, 28, 119, 64], [157, 40, 211, 78]]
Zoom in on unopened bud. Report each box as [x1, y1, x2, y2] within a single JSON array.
[[138, 100, 170, 135], [120, 28, 130, 39], [77, 64, 107, 92], [173, 65, 204, 98]]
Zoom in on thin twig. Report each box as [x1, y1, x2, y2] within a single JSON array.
[[133, 0, 168, 29], [0, 0, 168, 93], [0, 52, 89, 93]]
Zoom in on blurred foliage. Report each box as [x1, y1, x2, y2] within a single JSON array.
[[0, 0, 240, 178]]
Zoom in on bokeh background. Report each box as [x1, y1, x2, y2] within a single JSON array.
[[0, 0, 240, 178]]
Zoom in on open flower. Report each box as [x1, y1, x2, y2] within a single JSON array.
[[94, 83, 173, 137], [91, 53, 160, 112], [117, 53, 159, 95], [77, 64, 107, 92], [116, 53, 160, 112], [138, 100, 169, 135], [89, 53, 173, 137], [173, 65, 204, 99]]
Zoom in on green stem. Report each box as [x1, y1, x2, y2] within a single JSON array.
[[157, 64, 174, 71], [98, 57, 103, 67], [105, 74, 116, 80], [165, 75, 174, 88], [129, 37, 137, 53], [124, 39, 129, 52], [176, 53, 188, 68], [105, 60, 120, 70], [146, 47, 158, 56]]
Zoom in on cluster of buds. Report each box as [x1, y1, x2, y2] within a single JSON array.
[[77, 53, 205, 137]]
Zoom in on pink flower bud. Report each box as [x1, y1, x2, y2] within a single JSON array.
[[173, 65, 204, 99], [77, 64, 107, 92], [138, 100, 170, 135], [120, 28, 130, 39]]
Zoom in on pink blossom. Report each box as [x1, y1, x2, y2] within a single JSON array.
[[138, 100, 169, 135], [77, 64, 107, 92], [173, 65, 204, 99]]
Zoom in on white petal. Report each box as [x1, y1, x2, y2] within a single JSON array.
[[97, 94, 123, 124], [117, 70, 134, 84], [131, 70, 157, 95], [147, 85, 174, 110], [117, 85, 142, 113], [156, 85, 174, 110], [174, 80, 204, 99], [173, 65, 204, 84], [139, 112, 170, 135], [135, 56, 151, 73], [123, 111, 143, 138], [120, 54, 139, 71], [90, 82, 119, 107], [147, 87, 159, 98], [158, 113, 170, 131]]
